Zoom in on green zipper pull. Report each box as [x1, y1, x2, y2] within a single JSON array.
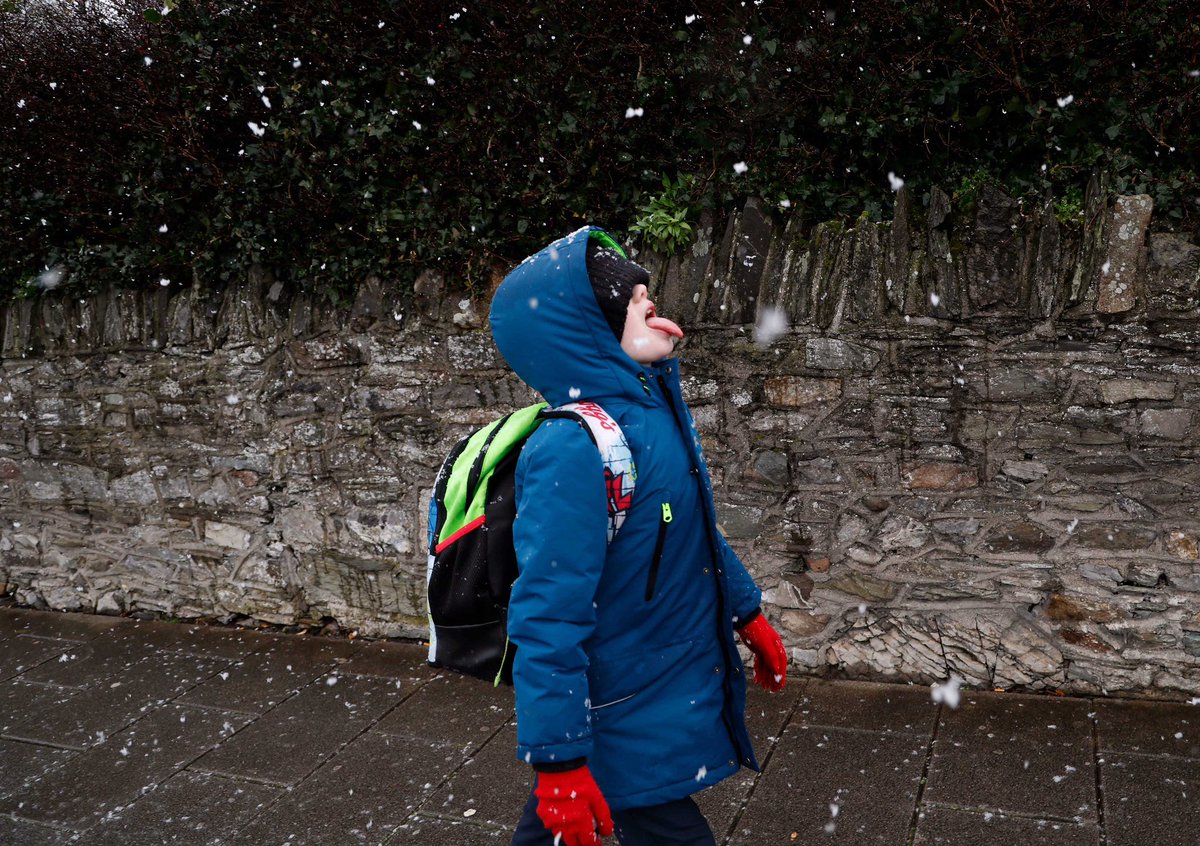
[[661, 502, 673, 523]]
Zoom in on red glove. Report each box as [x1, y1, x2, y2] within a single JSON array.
[[534, 766, 614, 846], [737, 613, 788, 692]]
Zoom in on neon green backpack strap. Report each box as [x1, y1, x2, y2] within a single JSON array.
[[434, 402, 548, 552]]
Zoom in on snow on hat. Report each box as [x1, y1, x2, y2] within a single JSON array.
[[586, 238, 650, 341]]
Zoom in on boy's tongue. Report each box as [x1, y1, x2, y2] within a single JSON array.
[[647, 315, 684, 338]]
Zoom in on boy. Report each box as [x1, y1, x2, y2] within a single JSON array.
[[489, 227, 787, 846]]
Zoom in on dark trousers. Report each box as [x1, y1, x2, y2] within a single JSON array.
[[512, 788, 716, 846]]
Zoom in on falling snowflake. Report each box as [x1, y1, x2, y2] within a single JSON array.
[[753, 307, 788, 348], [35, 267, 64, 290], [247, 121, 266, 137], [931, 676, 963, 709], [625, 107, 644, 118], [1056, 95, 1074, 108], [887, 171, 905, 191], [733, 161, 749, 175]]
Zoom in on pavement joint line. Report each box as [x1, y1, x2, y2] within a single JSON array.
[[904, 699, 941, 846], [1091, 698, 1109, 846], [14, 633, 91, 645], [0, 812, 77, 834], [1094, 746, 1200, 762], [717, 680, 808, 846], [0, 732, 88, 752], [920, 799, 1097, 826], [400, 712, 520, 833]]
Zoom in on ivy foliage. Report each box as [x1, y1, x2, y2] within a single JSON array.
[[1, 0, 1196, 299]]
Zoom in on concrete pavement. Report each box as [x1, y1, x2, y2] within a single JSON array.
[[1, 605, 1196, 845]]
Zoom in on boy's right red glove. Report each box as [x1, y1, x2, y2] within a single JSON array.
[[534, 765, 614, 845]]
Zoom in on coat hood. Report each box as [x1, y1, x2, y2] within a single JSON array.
[[489, 226, 657, 407]]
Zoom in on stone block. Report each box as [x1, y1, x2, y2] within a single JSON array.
[[877, 515, 932, 551], [204, 520, 254, 550], [1140, 408, 1194, 439], [780, 609, 831, 636], [1165, 530, 1199, 561], [1045, 593, 1126, 623], [805, 337, 880, 371], [716, 503, 763, 540], [748, 449, 789, 486], [762, 375, 841, 407], [1096, 194, 1152, 313], [820, 572, 900, 602], [1071, 525, 1157, 550], [1001, 459, 1048, 482], [980, 522, 1055, 554], [966, 183, 1025, 311], [1147, 231, 1200, 296], [902, 461, 979, 491], [1100, 378, 1176, 404]]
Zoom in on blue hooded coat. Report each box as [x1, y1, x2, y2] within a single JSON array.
[[489, 227, 763, 811]]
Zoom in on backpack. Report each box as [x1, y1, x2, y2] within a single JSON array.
[[426, 400, 635, 685]]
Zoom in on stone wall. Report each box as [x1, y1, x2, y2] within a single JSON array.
[[3, 177, 1199, 698]]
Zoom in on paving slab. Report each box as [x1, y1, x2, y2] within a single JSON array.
[[226, 730, 467, 846], [798, 678, 940, 735], [914, 806, 1101, 846], [176, 633, 359, 714], [1101, 752, 1200, 846], [189, 671, 406, 786], [0, 635, 72, 682], [926, 691, 1096, 821], [5, 650, 231, 749], [698, 682, 802, 838], [77, 769, 280, 846], [0, 816, 71, 846], [104, 617, 271, 660], [423, 723, 530, 829], [16, 633, 171, 689], [730, 723, 926, 844], [387, 813, 510, 845], [375, 674, 512, 751], [0, 608, 130, 642], [0, 703, 250, 830], [338, 638, 443, 681], [0, 680, 80, 735], [1094, 697, 1200, 758], [0, 738, 75, 799]]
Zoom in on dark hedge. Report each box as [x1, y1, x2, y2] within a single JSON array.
[[1, 0, 1197, 299]]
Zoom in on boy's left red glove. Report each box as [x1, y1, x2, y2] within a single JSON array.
[[737, 613, 788, 692]]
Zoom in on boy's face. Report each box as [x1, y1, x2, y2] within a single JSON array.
[[620, 284, 683, 364]]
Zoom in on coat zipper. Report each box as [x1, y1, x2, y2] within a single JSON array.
[[644, 502, 672, 601], [657, 372, 751, 766]]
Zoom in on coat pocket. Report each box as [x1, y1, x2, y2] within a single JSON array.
[[644, 502, 672, 601], [587, 637, 693, 710]]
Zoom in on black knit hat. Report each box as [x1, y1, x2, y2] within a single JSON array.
[[586, 238, 650, 341]]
